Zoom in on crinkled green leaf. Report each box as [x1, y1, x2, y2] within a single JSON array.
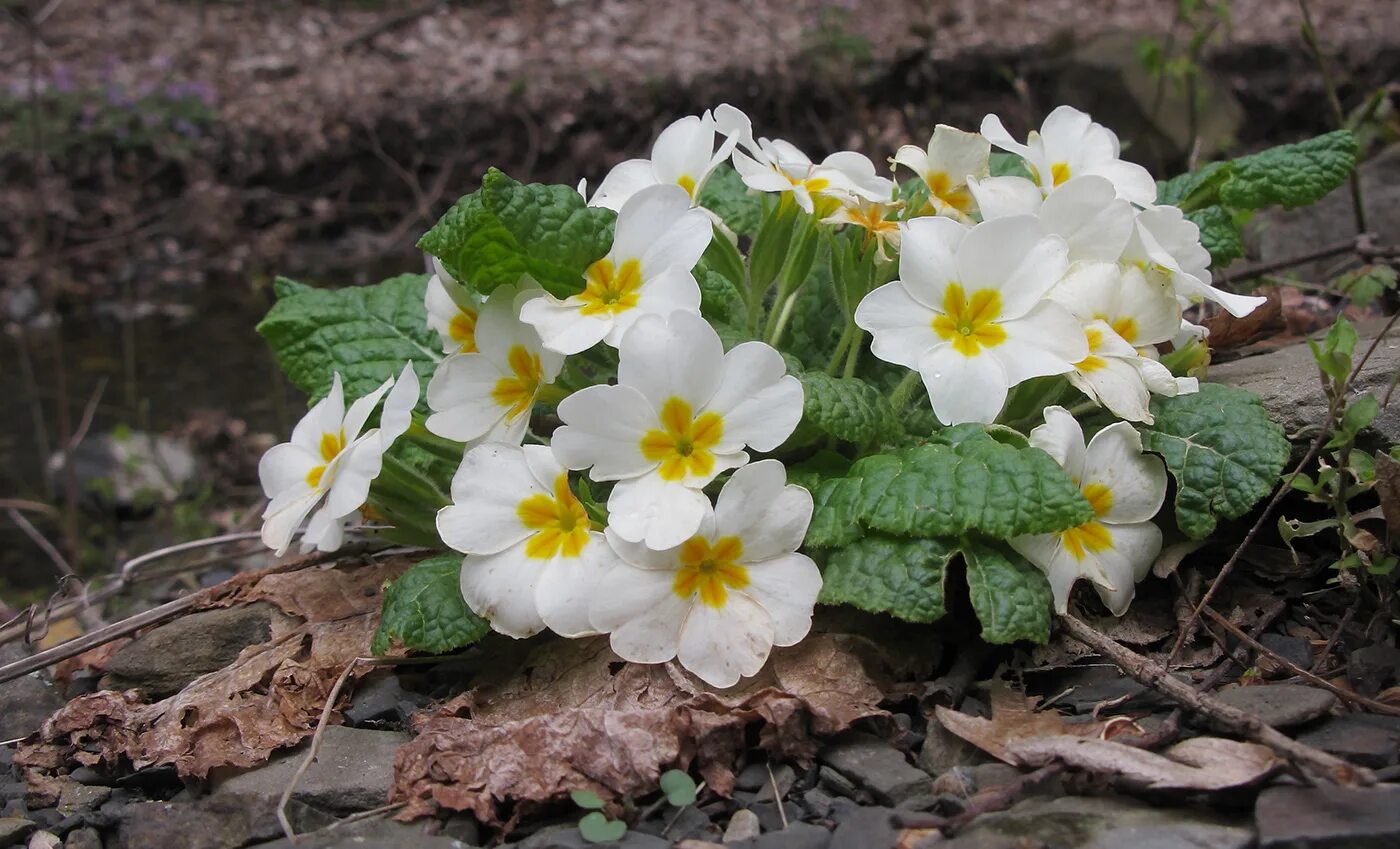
[[370, 555, 488, 655], [1218, 130, 1359, 211], [695, 260, 746, 326], [962, 542, 1053, 644], [257, 273, 440, 403], [1156, 160, 1231, 211], [784, 450, 852, 492], [1186, 205, 1245, 269], [818, 535, 955, 622], [697, 164, 762, 236], [786, 372, 901, 449], [783, 262, 846, 370], [418, 168, 615, 298], [805, 427, 1092, 548], [1137, 383, 1290, 539]]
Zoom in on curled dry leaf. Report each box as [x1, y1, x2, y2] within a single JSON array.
[[392, 630, 911, 824], [1203, 287, 1284, 353], [936, 681, 1280, 792], [15, 556, 411, 781]]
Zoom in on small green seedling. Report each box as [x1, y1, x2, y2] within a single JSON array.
[[659, 769, 698, 807], [572, 790, 627, 844]]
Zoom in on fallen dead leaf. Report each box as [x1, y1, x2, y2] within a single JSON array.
[[1204, 288, 1283, 351], [936, 680, 1280, 792], [392, 630, 915, 824], [16, 555, 410, 781], [1374, 452, 1400, 545]]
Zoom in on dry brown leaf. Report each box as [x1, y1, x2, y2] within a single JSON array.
[[1204, 288, 1283, 351], [392, 632, 899, 824], [1374, 452, 1400, 545], [15, 556, 410, 781], [936, 681, 1280, 792]]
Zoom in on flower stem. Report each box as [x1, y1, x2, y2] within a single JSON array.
[[825, 324, 856, 375], [842, 329, 864, 379], [887, 370, 923, 416]]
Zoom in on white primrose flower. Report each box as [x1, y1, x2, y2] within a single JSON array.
[[1125, 205, 1266, 318], [424, 258, 483, 354], [890, 124, 989, 223], [732, 136, 893, 214], [969, 174, 1136, 265], [552, 310, 804, 550], [590, 460, 821, 688], [1011, 406, 1167, 616], [589, 104, 754, 211], [426, 282, 563, 444], [520, 184, 711, 355], [436, 443, 621, 639], [1049, 262, 1197, 423], [980, 105, 1157, 206], [854, 215, 1087, 425], [822, 197, 903, 262], [258, 363, 419, 556]]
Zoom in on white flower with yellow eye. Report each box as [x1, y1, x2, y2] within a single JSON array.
[[589, 104, 753, 211], [552, 310, 803, 550], [969, 174, 1136, 266], [590, 460, 821, 688], [424, 259, 483, 354], [980, 106, 1157, 205], [891, 124, 989, 223], [1126, 204, 1266, 318], [822, 197, 903, 262], [854, 215, 1086, 425], [732, 136, 893, 215], [437, 443, 620, 638], [258, 363, 419, 556], [520, 184, 710, 355], [426, 283, 563, 445], [1049, 261, 1197, 423], [1011, 407, 1167, 615]]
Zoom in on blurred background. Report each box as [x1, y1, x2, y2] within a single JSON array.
[[1, 0, 1397, 623]]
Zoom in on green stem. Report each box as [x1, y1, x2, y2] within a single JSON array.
[[766, 290, 800, 348], [536, 383, 570, 405], [825, 323, 856, 375], [887, 370, 923, 416], [842, 328, 864, 379]]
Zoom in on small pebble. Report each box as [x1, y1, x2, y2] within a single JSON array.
[[723, 809, 761, 842]]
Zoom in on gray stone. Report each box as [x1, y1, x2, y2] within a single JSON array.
[[734, 763, 769, 792], [746, 802, 803, 833], [0, 819, 35, 849], [513, 827, 669, 849], [1295, 714, 1400, 768], [48, 430, 198, 514], [55, 784, 109, 816], [728, 822, 831, 849], [916, 722, 989, 777], [115, 796, 334, 849], [1348, 644, 1400, 696], [27, 833, 59, 849], [723, 809, 761, 842], [211, 725, 408, 813], [61, 829, 100, 849], [1257, 783, 1400, 849], [633, 806, 715, 843], [818, 733, 929, 806], [1260, 634, 1315, 674], [753, 764, 796, 803], [247, 818, 476, 848], [102, 603, 279, 698], [815, 767, 860, 801], [343, 670, 423, 728], [0, 645, 66, 742], [939, 794, 1253, 849], [827, 806, 897, 849], [1211, 319, 1400, 453], [1211, 684, 1337, 728]]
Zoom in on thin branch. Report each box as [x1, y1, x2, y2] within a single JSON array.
[[1062, 613, 1375, 786], [1296, 0, 1368, 234], [7, 508, 72, 578], [1217, 233, 1393, 286]]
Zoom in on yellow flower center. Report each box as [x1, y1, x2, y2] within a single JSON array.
[[1090, 313, 1137, 345], [1082, 482, 1114, 517], [931, 283, 1007, 356], [491, 345, 545, 423], [448, 307, 478, 353], [516, 473, 591, 559], [677, 174, 697, 198], [849, 204, 900, 238], [578, 258, 643, 317], [926, 171, 974, 213], [1076, 326, 1108, 373], [673, 535, 748, 608], [639, 397, 724, 482], [1050, 162, 1071, 187], [1060, 520, 1113, 560], [305, 429, 346, 489]]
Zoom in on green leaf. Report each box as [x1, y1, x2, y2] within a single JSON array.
[[818, 535, 955, 622], [783, 262, 846, 370], [1218, 130, 1359, 211], [273, 276, 315, 298], [1137, 383, 1290, 539], [659, 770, 698, 807], [989, 151, 1032, 180], [571, 790, 606, 810], [786, 372, 902, 449], [1156, 160, 1231, 211], [1334, 265, 1397, 309], [962, 542, 1053, 644], [258, 273, 441, 403], [1186, 205, 1245, 269], [370, 555, 489, 655], [578, 812, 627, 843], [697, 164, 762, 236], [785, 450, 853, 492], [805, 427, 1092, 548], [695, 260, 746, 326], [418, 168, 615, 298]]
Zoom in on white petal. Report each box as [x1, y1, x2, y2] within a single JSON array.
[[604, 266, 702, 347], [1091, 521, 1162, 615], [855, 281, 942, 370], [425, 354, 508, 443], [1029, 405, 1087, 481], [638, 207, 713, 281], [438, 442, 544, 555], [896, 216, 967, 309], [612, 185, 701, 266], [519, 294, 612, 356], [460, 545, 546, 638], [966, 175, 1042, 220], [956, 217, 1068, 318], [1115, 266, 1182, 346], [321, 433, 385, 518], [617, 310, 724, 412], [1082, 160, 1158, 206], [1010, 533, 1079, 614], [917, 343, 1009, 425], [1070, 357, 1154, 423], [602, 526, 683, 571], [552, 384, 657, 481], [649, 115, 715, 192], [707, 343, 803, 452], [992, 301, 1087, 384], [677, 594, 774, 688], [590, 159, 659, 212], [980, 113, 1031, 159], [261, 489, 322, 556], [713, 460, 813, 562], [300, 506, 347, 554], [927, 124, 990, 182], [1174, 272, 1268, 318], [739, 552, 821, 647], [592, 564, 688, 664], [1082, 423, 1168, 524], [891, 144, 931, 178], [379, 363, 420, 445], [607, 474, 712, 550], [1039, 175, 1135, 263], [472, 283, 532, 363], [291, 374, 345, 452], [342, 375, 394, 443], [259, 442, 319, 501], [536, 532, 619, 638]]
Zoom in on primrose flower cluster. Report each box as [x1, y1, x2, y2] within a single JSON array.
[[258, 103, 1266, 685]]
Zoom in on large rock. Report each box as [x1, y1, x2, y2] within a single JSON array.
[[936, 794, 1254, 849], [210, 725, 408, 814], [0, 645, 66, 742], [1211, 684, 1337, 729], [1256, 783, 1400, 848], [818, 733, 929, 806], [114, 796, 334, 849], [101, 603, 279, 698], [1293, 714, 1400, 768], [1209, 320, 1400, 452], [46, 430, 198, 516]]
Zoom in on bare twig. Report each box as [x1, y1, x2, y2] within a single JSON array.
[[1296, 0, 1368, 234], [6, 508, 73, 578], [277, 656, 363, 842], [891, 764, 1066, 835], [1310, 594, 1360, 675], [0, 499, 60, 517], [1062, 613, 1375, 785], [1217, 234, 1393, 285]]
